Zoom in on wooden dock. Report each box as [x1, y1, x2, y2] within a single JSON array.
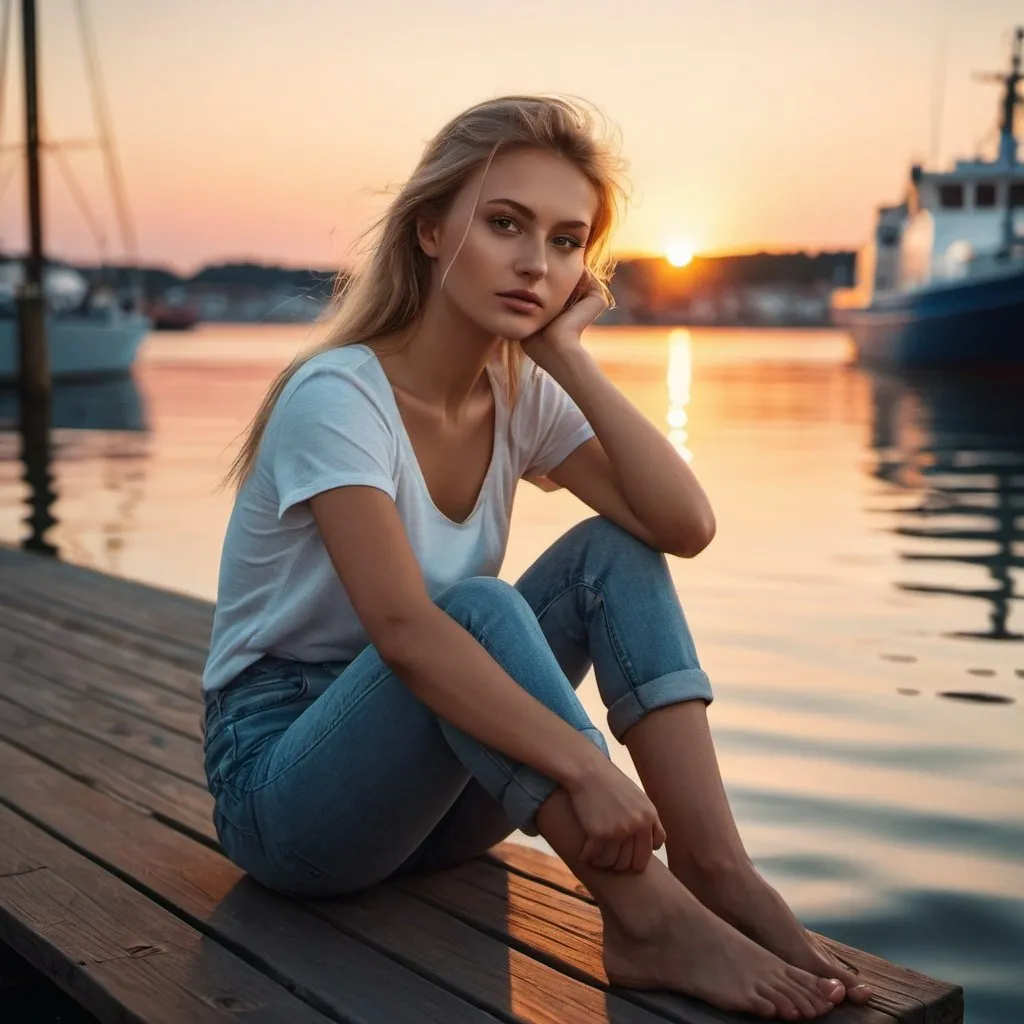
[[0, 546, 964, 1024]]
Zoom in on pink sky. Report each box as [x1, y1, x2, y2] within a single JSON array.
[[0, 0, 1020, 273]]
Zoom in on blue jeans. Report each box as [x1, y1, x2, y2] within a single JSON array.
[[203, 516, 713, 897]]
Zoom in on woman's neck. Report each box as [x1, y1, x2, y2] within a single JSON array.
[[372, 291, 503, 414]]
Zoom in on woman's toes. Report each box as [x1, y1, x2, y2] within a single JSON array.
[[757, 983, 803, 1021], [784, 986, 822, 1019], [847, 982, 873, 1004], [816, 977, 846, 1004], [830, 963, 862, 993]]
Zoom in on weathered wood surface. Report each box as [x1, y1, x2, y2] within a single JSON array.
[[0, 545, 965, 1024]]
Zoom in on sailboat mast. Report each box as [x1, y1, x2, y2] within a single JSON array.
[[17, 0, 56, 555], [21, 0, 42, 283]]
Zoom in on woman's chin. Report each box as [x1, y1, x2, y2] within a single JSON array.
[[472, 314, 538, 343]]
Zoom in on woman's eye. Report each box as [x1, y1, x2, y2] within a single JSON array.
[[490, 216, 582, 250]]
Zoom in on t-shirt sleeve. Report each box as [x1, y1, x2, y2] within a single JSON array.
[[266, 365, 397, 519], [519, 365, 596, 479]]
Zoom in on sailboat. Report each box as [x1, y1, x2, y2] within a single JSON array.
[[832, 28, 1024, 366], [0, 0, 149, 382]]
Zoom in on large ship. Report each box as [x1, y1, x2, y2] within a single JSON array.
[[832, 28, 1024, 367]]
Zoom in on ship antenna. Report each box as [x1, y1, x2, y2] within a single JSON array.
[[974, 27, 1023, 167], [997, 26, 1022, 166]]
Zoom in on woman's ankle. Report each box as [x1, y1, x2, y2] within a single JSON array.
[[669, 846, 754, 884], [600, 860, 694, 941]]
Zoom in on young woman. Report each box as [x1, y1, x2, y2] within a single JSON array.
[[203, 95, 872, 1020]]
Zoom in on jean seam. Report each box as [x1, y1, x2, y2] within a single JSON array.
[[534, 575, 643, 697], [532, 573, 598, 622]]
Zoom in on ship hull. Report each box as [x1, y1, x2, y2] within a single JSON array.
[[0, 313, 150, 382], [833, 268, 1024, 367]]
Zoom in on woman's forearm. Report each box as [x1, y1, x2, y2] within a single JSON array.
[[381, 604, 605, 791], [545, 346, 715, 557]]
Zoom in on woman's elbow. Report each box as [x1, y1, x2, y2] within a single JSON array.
[[670, 513, 717, 559]]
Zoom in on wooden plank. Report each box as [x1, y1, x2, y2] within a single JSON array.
[[487, 846, 964, 1024], [0, 661, 204, 785], [0, 805, 334, 1024], [0, 620, 202, 735], [486, 842, 595, 903], [0, 697, 216, 845], [399, 859, 899, 1024], [0, 545, 215, 644], [0, 579, 209, 671], [313, 886, 670, 1024], [0, 739, 504, 1023], [0, 596, 201, 701]]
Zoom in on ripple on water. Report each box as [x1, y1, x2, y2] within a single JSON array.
[[716, 725, 1014, 774], [808, 889, 1024, 1024], [938, 691, 1016, 705], [730, 788, 1024, 865]]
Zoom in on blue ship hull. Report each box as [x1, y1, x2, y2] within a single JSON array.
[[833, 268, 1024, 367]]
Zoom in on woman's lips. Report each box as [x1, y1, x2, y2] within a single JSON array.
[[497, 295, 541, 314]]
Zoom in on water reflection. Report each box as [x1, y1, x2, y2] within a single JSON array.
[[0, 373, 149, 567], [666, 328, 694, 462], [0, 373, 147, 436], [866, 370, 1024, 646]]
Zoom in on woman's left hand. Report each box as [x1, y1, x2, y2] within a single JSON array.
[[520, 271, 608, 371]]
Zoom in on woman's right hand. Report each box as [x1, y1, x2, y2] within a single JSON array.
[[565, 758, 666, 874]]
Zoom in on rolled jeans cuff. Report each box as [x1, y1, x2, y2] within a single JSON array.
[[499, 726, 610, 836], [606, 668, 714, 742]]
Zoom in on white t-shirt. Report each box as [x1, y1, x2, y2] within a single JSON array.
[[202, 343, 595, 693]]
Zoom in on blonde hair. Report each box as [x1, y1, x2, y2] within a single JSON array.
[[224, 94, 629, 491]]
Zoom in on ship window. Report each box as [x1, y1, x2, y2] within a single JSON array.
[[1011, 183, 1024, 207], [938, 184, 964, 208], [974, 183, 996, 208]]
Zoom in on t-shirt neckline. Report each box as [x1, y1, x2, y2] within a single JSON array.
[[355, 344, 505, 529]]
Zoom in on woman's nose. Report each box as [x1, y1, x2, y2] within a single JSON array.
[[514, 240, 547, 280]]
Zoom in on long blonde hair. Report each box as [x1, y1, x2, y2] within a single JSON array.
[[224, 94, 629, 491]]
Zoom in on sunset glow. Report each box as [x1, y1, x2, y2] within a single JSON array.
[[3, 0, 1017, 271], [666, 242, 696, 268]]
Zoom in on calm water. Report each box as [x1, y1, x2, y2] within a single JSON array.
[[1, 324, 1022, 1022]]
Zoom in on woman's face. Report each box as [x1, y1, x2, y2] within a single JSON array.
[[422, 148, 599, 340]]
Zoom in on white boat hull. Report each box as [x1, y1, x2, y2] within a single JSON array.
[[0, 313, 149, 381]]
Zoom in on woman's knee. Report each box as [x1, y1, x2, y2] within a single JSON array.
[[564, 516, 668, 577], [436, 576, 591, 717], [435, 575, 534, 634]]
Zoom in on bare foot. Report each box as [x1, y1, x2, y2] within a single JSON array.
[[602, 886, 845, 1020], [674, 858, 873, 1007]]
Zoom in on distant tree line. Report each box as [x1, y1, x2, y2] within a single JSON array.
[[66, 260, 344, 303], [44, 251, 855, 302]]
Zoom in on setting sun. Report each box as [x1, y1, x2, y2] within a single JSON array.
[[666, 242, 695, 268]]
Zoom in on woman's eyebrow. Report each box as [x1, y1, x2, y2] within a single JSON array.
[[483, 197, 590, 231]]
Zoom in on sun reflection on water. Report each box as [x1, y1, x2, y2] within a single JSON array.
[[666, 328, 693, 463]]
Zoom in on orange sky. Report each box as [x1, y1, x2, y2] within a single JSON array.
[[0, 0, 1020, 273]]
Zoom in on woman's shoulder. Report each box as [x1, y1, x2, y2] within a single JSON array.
[[290, 342, 376, 384], [277, 343, 382, 405]]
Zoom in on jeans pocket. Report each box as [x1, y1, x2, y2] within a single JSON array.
[[218, 662, 311, 725], [218, 666, 314, 795]]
